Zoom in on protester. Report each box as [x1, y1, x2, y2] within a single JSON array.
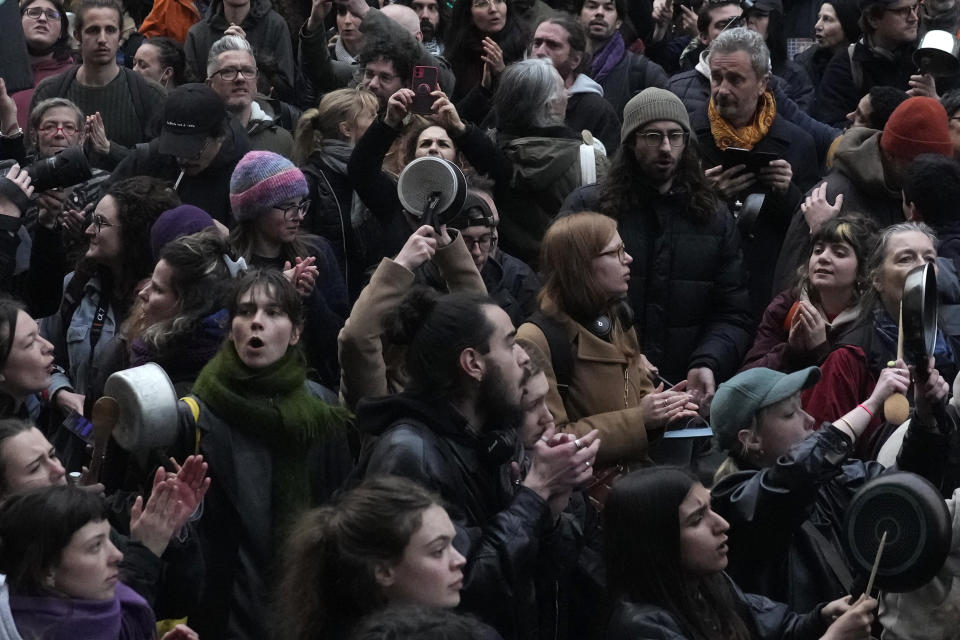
[[741, 214, 878, 372], [604, 466, 878, 639], [276, 475, 469, 639], [132, 37, 189, 90], [178, 269, 353, 639], [12, 0, 75, 130], [710, 362, 951, 611], [0, 298, 54, 421]]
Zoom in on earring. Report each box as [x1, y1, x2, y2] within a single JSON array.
[[44, 573, 55, 589]]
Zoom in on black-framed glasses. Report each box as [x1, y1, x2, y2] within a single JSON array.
[[598, 243, 627, 263], [463, 233, 494, 250], [91, 213, 116, 233], [715, 13, 746, 31], [275, 199, 311, 221], [637, 130, 688, 148], [212, 66, 258, 81], [884, 1, 922, 17], [360, 67, 399, 85], [23, 6, 61, 20]]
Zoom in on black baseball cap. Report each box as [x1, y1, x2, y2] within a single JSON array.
[[159, 84, 228, 159], [452, 192, 496, 230]]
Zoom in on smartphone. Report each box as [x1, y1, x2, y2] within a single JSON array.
[[721, 147, 780, 171], [410, 66, 439, 115], [62, 411, 94, 443]]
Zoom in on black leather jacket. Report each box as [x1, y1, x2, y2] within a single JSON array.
[[356, 393, 584, 640], [606, 577, 828, 640], [711, 421, 952, 612]]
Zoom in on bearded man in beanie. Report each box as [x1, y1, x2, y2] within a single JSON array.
[[774, 96, 955, 291], [695, 27, 818, 319], [561, 87, 753, 435]]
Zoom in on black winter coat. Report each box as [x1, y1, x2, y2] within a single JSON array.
[[595, 50, 670, 119], [690, 107, 817, 319], [560, 184, 753, 384], [712, 421, 952, 613], [606, 578, 828, 640], [108, 118, 250, 226], [355, 393, 584, 640]]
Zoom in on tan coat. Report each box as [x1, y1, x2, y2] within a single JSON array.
[[518, 307, 657, 467], [337, 233, 486, 410]]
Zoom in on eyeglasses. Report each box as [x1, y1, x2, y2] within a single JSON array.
[[38, 122, 79, 136], [597, 243, 627, 263], [361, 67, 399, 85], [885, 1, 922, 17], [715, 13, 746, 31], [274, 199, 311, 221], [90, 213, 116, 233], [23, 6, 61, 20], [463, 233, 494, 250], [212, 66, 258, 81], [637, 130, 688, 148], [471, 0, 505, 9]]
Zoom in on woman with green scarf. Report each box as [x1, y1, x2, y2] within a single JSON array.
[[181, 268, 353, 640]]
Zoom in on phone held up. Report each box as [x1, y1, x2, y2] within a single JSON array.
[[410, 65, 440, 115]]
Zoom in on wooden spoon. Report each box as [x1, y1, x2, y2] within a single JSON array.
[[86, 397, 119, 486], [884, 303, 911, 425]]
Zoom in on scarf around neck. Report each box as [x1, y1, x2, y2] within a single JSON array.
[[708, 90, 777, 150], [591, 32, 626, 84], [192, 342, 352, 535]]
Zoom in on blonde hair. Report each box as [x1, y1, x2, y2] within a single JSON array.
[[292, 88, 379, 165]]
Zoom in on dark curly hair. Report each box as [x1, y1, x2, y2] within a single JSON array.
[[598, 133, 719, 224], [357, 29, 421, 89], [444, 0, 530, 92], [81, 177, 180, 310]]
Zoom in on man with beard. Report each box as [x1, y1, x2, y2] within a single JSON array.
[[694, 27, 816, 318], [30, 0, 165, 166], [109, 83, 249, 225], [577, 0, 669, 119], [412, 0, 444, 54], [205, 35, 292, 156], [356, 288, 599, 640]]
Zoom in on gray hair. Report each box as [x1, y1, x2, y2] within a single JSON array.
[[493, 58, 566, 132], [206, 35, 255, 78], [707, 27, 771, 79], [29, 97, 84, 132]]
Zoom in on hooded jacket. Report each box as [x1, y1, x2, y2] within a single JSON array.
[[773, 128, 902, 292], [184, 0, 294, 92], [355, 392, 584, 640], [565, 73, 621, 153]]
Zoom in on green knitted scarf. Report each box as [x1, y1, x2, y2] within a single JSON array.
[[192, 342, 352, 539]]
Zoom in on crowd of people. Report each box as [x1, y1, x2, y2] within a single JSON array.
[[5, 0, 960, 636]]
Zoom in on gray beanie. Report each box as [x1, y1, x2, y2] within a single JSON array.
[[621, 88, 691, 144]]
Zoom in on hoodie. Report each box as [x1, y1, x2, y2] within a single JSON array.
[[564, 73, 620, 153]]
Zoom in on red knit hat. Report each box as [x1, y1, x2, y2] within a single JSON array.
[[880, 97, 954, 160]]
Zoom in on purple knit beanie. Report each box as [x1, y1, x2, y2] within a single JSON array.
[[229, 151, 309, 222], [150, 205, 215, 260]]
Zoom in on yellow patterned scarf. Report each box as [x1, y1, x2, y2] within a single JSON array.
[[708, 91, 777, 150]]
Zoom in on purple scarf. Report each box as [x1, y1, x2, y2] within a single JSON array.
[[591, 32, 627, 84], [10, 583, 155, 640]]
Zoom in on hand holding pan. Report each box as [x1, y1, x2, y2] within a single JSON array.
[[842, 472, 951, 595], [397, 157, 467, 233], [884, 263, 938, 424], [86, 396, 119, 486]]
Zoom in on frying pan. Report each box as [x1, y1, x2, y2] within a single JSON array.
[[901, 262, 938, 384], [842, 472, 951, 593], [913, 30, 960, 78], [397, 157, 467, 232]]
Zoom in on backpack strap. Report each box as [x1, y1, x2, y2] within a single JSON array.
[[181, 395, 202, 455], [526, 311, 575, 397], [59, 270, 92, 332], [847, 43, 864, 93], [121, 68, 149, 135]]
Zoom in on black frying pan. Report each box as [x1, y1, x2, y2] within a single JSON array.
[[842, 472, 951, 593], [901, 262, 938, 384]]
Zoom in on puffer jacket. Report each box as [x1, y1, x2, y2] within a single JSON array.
[[773, 128, 902, 293], [184, 0, 294, 92], [355, 393, 585, 640], [606, 577, 829, 640], [711, 419, 952, 613], [560, 184, 753, 385]]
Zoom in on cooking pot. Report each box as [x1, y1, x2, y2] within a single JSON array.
[[104, 363, 179, 452], [397, 156, 467, 230]]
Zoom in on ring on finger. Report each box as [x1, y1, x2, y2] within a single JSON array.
[[573, 439, 584, 451], [583, 460, 591, 469]]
